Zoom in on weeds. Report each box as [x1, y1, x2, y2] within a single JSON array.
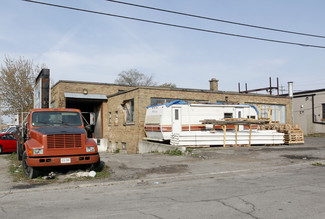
[[307, 133, 325, 137], [114, 148, 120, 153], [312, 162, 323, 166], [164, 149, 183, 156], [6, 152, 110, 183]]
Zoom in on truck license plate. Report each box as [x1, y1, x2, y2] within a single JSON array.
[[61, 158, 71, 164]]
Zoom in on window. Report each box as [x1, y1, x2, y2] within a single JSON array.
[[123, 99, 134, 123], [108, 112, 112, 124], [174, 109, 179, 120], [224, 113, 233, 118], [323, 104, 325, 120], [122, 142, 127, 150], [8, 135, 16, 140], [115, 111, 118, 125], [31, 111, 82, 127], [248, 103, 286, 124], [115, 142, 119, 150]]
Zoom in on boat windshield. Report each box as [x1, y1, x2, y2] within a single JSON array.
[[31, 111, 82, 127]]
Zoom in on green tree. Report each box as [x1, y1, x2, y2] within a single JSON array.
[[0, 56, 43, 115], [115, 69, 157, 86]]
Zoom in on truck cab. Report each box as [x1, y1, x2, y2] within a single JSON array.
[[18, 108, 100, 178]]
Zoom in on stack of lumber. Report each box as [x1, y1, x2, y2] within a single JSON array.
[[259, 124, 304, 144], [170, 130, 284, 146]]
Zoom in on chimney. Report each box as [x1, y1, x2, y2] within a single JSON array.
[[209, 78, 219, 92], [288, 81, 293, 97]]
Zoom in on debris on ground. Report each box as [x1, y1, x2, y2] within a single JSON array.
[[42, 172, 56, 180]]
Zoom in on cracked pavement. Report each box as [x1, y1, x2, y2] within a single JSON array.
[[1, 136, 325, 218]]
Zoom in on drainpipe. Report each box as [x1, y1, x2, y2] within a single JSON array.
[[311, 95, 325, 125], [288, 82, 293, 123]]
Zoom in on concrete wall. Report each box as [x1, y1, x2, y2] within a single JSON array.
[[293, 91, 325, 134]]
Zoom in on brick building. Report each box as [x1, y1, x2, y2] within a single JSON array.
[[51, 79, 292, 153]]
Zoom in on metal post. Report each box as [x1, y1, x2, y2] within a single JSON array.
[[269, 77, 272, 95]]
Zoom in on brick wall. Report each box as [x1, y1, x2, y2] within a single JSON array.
[[51, 81, 292, 154]]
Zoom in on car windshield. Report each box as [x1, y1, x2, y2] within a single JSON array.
[[32, 111, 83, 127]]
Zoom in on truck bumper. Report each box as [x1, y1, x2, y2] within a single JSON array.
[[27, 153, 100, 167]]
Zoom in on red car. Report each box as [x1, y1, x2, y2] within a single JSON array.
[[0, 133, 17, 154]]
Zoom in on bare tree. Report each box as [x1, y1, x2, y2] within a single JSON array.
[[115, 69, 157, 86], [0, 56, 42, 115]]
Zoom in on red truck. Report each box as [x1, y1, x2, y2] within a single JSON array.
[[17, 108, 100, 179]]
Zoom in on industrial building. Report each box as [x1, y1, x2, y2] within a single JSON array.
[[293, 88, 325, 135], [51, 79, 292, 153]]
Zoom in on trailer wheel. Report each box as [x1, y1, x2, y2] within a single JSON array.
[[17, 142, 23, 161], [22, 151, 39, 179]]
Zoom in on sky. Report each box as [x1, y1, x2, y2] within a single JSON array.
[[1, 0, 325, 96]]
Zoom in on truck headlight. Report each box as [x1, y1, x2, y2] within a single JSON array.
[[33, 148, 43, 155], [86, 147, 95, 152]]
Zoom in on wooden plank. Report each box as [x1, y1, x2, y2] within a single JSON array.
[[235, 125, 238, 146], [249, 125, 252, 147], [222, 125, 226, 147]]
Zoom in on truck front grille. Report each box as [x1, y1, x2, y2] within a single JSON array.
[[47, 134, 82, 149]]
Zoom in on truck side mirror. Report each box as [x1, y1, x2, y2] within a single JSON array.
[[89, 113, 95, 126]]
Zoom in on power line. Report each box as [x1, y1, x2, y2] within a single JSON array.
[[106, 0, 325, 39], [22, 0, 325, 49]]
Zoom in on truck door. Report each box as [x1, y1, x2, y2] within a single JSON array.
[[172, 107, 182, 134]]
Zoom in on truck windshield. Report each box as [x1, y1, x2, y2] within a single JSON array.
[[32, 111, 83, 127]]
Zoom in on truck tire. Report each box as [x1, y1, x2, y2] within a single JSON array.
[[22, 151, 39, 179], [90, 159, 104, 172], [17, 142, 23, 161]]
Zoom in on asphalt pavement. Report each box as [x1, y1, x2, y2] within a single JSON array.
[[0, 137, 325, 218]]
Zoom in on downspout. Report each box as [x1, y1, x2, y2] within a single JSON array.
[[311, 95, 325, 125]]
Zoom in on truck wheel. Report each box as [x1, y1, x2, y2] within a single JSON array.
[[22, 151, 39, 179], [17, 142, 23, 161], [90, 159, 104, 172]]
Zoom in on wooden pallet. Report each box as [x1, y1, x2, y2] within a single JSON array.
[[260, 123, 305, 145]]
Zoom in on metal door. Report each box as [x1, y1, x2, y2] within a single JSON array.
[[172, 107, 182, 133]]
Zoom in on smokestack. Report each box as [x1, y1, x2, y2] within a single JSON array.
[[288, 81, 293, 97], [209, 78, 219, 92]]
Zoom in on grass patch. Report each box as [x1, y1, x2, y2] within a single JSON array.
[[312, 162, 323, 166], [93, 165, 110, 179], [6, 153, 26, 182], [6, 152, 110, 183], [164, 149, 183, 156]]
